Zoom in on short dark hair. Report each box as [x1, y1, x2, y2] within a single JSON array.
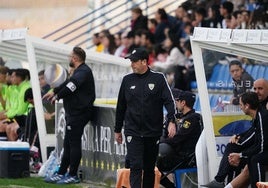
[[229, 60, 242, 68], [38, 70, 45, 76], [14, 68, 30, 81], [24, 88, 33, 102], [222, 1, 234, 14], [73, 47, 86, 62], [240, 92, 259, 110], [131, 7, 142, 15]]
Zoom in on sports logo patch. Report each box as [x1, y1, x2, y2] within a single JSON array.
[[148, 83, 155, 90], [183, 121, 191, 129], [130, 85, 136, 89], [66, 81, 77, 92], [127, 136, 132, 143]]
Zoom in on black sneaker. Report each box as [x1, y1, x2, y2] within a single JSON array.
[[56, 174, 80, 184], [201, 180, 225, 188], [44, 173, 64, 183]]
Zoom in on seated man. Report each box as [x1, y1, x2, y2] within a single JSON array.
[[157, 89, 203, 188], [203, 79, 268, 188]]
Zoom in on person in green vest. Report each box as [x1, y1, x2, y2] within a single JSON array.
[[0, 68, 31, 141]]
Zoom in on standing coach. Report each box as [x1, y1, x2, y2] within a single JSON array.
[[44, 46, 95, 184], [114, 48, 176, 188]]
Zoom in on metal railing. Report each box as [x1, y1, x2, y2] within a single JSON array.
[[42, 0, 181, 50]]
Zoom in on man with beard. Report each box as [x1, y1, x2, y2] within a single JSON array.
[[43, 47, 95, 184]]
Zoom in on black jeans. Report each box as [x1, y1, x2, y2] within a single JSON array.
[[126, 136, 159, 188], [58, 112, 90, 176], [248, 151, 268, 188], [215, 143, 245, 183]]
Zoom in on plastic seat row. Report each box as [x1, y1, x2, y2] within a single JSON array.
[[191, 63, 268, 90], [193, 94, 233, 112]]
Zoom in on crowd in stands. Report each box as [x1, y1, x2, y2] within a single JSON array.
[[92, 0, 268, 92]]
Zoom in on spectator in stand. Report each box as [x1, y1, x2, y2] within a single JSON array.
[[219, 1, 234, 28], [101, 31, 117, 55], [229, 60, 254, 105], [240, 10, 251, 29], [174, 2, 191, 40], [157, 89, 202, 188], [114, 32, 122, 48], [181, 40, 195, 91], [154, 8, 171, 45], [126, 31, 139, 57], [152, 30, 187, 90], [192, 7, 209, 27], [92, 32, 104, 53], [225, 14, 233, 28], [130, 7, 148, 33], [114, 31, 128, 58], [181, 22, 193, 44], [248, 9, 268, 29], [230, 10, 242, 29], [148, 18, 157, 34], [140, 30, 155, 66], [207, 4, 223, 28], [134, 29, 143, 48], [153, 44, 168, 65]]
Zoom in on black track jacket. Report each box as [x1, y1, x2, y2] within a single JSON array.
[[115, 68, 176, 137], [54, 63, 95, 117]]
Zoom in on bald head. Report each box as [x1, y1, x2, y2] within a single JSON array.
[[253, 78, 268, 102]]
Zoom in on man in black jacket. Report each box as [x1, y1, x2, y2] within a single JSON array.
[[203, 92, 268, 188], [115, 48, 176, 188], [157, 89, 202, 188], [44, 47, 95, 184]]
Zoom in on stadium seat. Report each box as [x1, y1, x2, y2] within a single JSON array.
[[251, 65, 260, 80], [244, 64, 253, 75], [254, 65, 266, 80]]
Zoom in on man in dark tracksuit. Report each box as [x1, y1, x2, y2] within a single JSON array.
[[228, 92, 268, 188], [115, 48, 176, 188], [158, 89, 203, 188], [44, 47, 95, 184], [203, 92, 268, 188], [203, 79, 268, 188]]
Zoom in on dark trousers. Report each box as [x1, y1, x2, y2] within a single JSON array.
[[58, 112, 90, 176], [248, 151, 268, 188], [215, 143, 245, 183], [126, 136, 159, 188]]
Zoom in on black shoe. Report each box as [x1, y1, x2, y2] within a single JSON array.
[[201, 180, 225, 188]]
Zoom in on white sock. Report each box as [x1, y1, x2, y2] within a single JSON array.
[[224, 183, 233, 188]]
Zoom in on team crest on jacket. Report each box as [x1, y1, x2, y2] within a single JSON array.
[[148, 83, 155, 90], [127, 136, 132, 143], [183, 121, 191, 129]]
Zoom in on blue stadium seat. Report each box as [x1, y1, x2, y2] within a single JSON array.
[[250, 65, 260, 80], [254, 65, 266, 80], [244, 64, 253, 74], [207, 64, 228, 90], [264, 66, 268, 80], [193, 95, 200, 111]]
